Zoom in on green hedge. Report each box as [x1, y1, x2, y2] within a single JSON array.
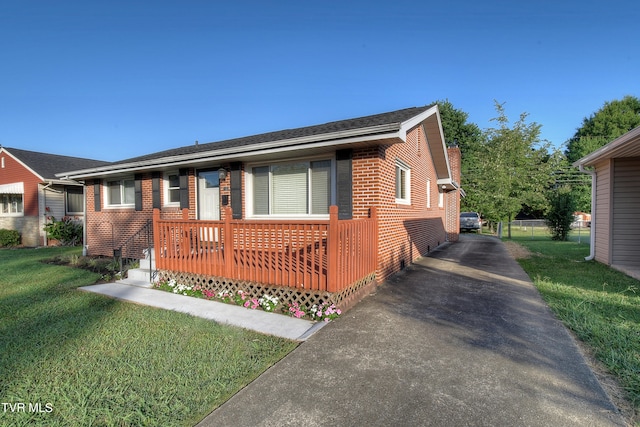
[[0, 229, 21, 247]]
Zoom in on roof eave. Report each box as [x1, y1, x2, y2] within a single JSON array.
[[412, 105, 452, 180], [573, 126, 640, 167], [57, 123, 404, 179]]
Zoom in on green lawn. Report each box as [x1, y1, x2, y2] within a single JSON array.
[[507, 235, 640, 425], [0, 247, 297, 427]]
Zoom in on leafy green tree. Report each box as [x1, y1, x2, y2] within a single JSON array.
[[564, 95, 640, 212], [463, 101, 553, 237], [546, 185, 576, 241], [565, 95, 640, 163], [435, 99, 482, 153]]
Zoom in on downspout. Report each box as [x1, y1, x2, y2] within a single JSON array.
[[578, 164, 596, 261], [82, 182, 87, 256], [41, 182, 54, 247]]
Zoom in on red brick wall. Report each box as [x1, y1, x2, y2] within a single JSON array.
[[86, 170, 198, 257], [352, 124, 459, 282], [446, 147, 462, 242]]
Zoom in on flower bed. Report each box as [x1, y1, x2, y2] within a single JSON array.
[[153, 278, 341, 322]]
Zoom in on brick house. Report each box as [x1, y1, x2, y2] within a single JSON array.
[[59, 105, 461, 309], [0, 147, 108, 246]]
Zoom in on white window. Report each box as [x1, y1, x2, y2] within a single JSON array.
[[65, 187, 84, 214], [106, 178, 135, 207], [395, 160, 411, 204], [439, 190, 444, 208], [164, 172, 180, 206], [249, 159, 332, 217], [1, 194, 23, 215], [426, 179, 431, 208], [0, 182, 24, 216]]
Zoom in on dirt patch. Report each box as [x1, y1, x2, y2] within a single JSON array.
[[503, 241, 532, 259]]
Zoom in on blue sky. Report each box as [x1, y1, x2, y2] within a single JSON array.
[[1, 1, 638, 162]]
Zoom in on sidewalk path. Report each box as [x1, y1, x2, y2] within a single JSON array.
[[80, 283, 324, 341]]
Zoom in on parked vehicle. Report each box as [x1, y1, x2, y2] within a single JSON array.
[[460, 212, 481, 232]]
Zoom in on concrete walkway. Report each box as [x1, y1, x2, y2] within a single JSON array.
[[79, 283, 325, 341], [197, 234, 628, 427]]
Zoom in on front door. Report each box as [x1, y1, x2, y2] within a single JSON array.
[[197, 170, 220, 220]]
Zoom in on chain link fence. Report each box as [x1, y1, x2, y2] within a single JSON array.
[[495, 219, 591, 243]]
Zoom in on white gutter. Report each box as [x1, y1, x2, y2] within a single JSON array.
[[82, 184, 87, 256], [578, 164, 596, 261], [57, 123, 403, 180]]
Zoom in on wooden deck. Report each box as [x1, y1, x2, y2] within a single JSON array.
[[153, 206, 377, 293]]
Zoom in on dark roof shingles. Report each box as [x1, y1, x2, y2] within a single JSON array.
[[4, 148, 110, 179], [113, 105, 432, 165]]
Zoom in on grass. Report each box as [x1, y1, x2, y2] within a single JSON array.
[[504, 230, 640, 424], [0, 247, 298, 427]]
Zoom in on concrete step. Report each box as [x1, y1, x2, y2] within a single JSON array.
[[116, 277, 154, 288], [126, 267, 154, 284], [139, 257, 156, 270]]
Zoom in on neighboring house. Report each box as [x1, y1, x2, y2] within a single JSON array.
[[0, 147, 109, 247], [59, 105, 461, 309], [574, 125, 640, 280]]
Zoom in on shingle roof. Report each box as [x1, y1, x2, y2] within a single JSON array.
[[2, 147, 110, 179], [110, 105, 433, 166]]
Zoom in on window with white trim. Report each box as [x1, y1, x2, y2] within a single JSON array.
[[106, 177, 135, 207], [1, 194, 23, 215], [0, 182, 24, 216], [164, 171, 180, 205], [395, 160, 411, 204], [426, 179, 431, 208], [250, 159, 332, 217]]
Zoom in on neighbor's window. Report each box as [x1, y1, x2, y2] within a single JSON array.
[[65, 187, 84, 214], [1, 194, 23, 215], [395, 160, 411, 204], [164, 172, 180, 205], [251, 159, 332, 216], [106, 178, 135, 206]]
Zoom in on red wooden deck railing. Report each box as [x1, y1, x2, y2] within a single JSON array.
[[152, 206, 378, 293]]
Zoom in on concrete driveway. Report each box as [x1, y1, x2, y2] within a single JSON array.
[[198, 234, 627, 426]]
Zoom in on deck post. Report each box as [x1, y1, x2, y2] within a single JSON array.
[[327, 205, 339, 292], [370, 206, 379, 278], [223, 207, 234, 278], [152, 208, 161, 270]]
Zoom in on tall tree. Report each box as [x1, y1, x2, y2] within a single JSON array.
[[435, 99, 482, 152], [565, 95, 640, 163], [564, 95, 640, 212], [463, 102, 552, 236]]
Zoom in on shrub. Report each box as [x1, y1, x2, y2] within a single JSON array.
[[545, 186, 576, 241], [0, 229, 20, 247], [43, 216, 83, 246]]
